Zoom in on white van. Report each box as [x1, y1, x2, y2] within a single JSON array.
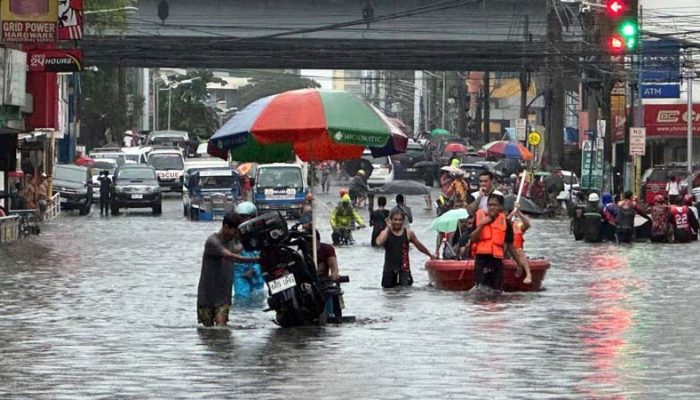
[[254, 163, 308, 218], [147, 149, 185, 192]]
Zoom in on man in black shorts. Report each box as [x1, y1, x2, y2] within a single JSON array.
[[469, 193, 518, 291]]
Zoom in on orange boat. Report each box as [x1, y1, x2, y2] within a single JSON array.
[[425, 259, 550, 291]]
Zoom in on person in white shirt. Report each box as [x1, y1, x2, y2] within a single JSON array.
[[666, 176, 680, 205]]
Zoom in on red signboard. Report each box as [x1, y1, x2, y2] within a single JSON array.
[[25, 71, 58, 130], [644, 104, 700, 137], [27, 48, 83, 72], [58, 0, 82, 40]]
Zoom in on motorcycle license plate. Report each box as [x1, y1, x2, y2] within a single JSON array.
[[268, 274, 297, 295], [131, 194, 143, 199]]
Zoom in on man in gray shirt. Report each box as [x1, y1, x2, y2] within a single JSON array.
[[197, 212, 258, 327]]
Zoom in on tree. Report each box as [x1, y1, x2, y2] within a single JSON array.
[[80, 66, 143, 148], [234, 71, 320, 109], [156, 70, 223, 140]]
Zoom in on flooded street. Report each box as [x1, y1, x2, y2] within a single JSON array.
[[2, 190, 700, 399]]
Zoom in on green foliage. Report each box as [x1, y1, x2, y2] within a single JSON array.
[[234, 71, 320, 109], [84, 0, 133, 34], [157, 70, 222, 140], [80, 67, 143, 148]]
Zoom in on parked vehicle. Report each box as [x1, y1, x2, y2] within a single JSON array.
[[183, 168, 241, 220], [90, 159, 118, 190], [145, 130, 193, 156], [239, 213, 351, 327], [148, 149, 185, 193], [642, 166, 689, 204], [362, 150, 394, 187], [254, 163, 308, 218], [53, 164, 93, 215], [460, 163, 489, 191], [391, 141, 426, 180], [122, 146, 151, 164], [89, 147, 127, 166], [182, 159, 231, 193], [111, 165, 162, 215]]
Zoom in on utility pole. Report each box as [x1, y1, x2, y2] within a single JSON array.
[[686, 54, 695, 173], [441, 71, 446, 128], [546, 0, 565, 168], [519, 15, 531, 119], [483, 70, 490, 144]]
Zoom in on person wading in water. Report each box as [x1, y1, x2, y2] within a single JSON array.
[[376, 208, 436, 288]]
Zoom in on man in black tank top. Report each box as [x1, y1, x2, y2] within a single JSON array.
[[376, 208, 436, 288]]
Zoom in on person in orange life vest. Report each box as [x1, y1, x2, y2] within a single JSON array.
[[507, 206, 533, 284], [469, 193, 528, 290], [668, 196, 699, 243]]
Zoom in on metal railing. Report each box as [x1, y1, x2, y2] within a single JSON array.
[[0, 215, 20, 244], [43, 193, 61, 221]]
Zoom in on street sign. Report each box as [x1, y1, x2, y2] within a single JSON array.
[[28, 49, 83, 72], [527, 131, 541, 146], [597, 120, 606, 138], [581, 140, 604, 190], [641, 84, 680, 99], [515, 119, 527, 141], [629, 127, 646, 156]]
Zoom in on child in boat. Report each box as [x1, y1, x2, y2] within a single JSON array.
[[508, 207, 533, 284], [376, 208, 436, 288]]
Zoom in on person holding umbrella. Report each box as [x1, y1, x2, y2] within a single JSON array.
[[349, 170, 369, 208]]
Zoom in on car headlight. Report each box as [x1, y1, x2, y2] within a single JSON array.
[[79, 188, 88, 195], [290, 203, 302, 208], [116, 187, 128, 193], [259, 204, 270, 209]]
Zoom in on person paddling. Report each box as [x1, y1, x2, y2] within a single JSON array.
[[376, 208, 436, 288]]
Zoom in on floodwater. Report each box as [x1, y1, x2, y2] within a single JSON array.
[[2, 190, 700, 399]]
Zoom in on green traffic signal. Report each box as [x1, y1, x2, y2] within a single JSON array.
[[618, 20, 638, 49]]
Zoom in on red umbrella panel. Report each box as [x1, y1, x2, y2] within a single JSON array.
[[444, 142, 468, 153]]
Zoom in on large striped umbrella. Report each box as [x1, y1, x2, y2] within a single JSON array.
[[482, 140, 533, 161], [208, 89, 406, 162]]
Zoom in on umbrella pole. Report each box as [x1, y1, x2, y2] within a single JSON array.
[[310, 161, 318, 272]]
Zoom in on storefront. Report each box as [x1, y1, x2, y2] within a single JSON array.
[[643, 103, 700, 167]]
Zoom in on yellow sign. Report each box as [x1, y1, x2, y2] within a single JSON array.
[[528, 131, 541, 146], [1, 0, 58, 43]]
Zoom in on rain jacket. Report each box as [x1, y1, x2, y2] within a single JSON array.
[[233, 249, 265, 299], [330, 203, 365, 230]]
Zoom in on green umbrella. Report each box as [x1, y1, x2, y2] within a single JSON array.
[[430, 128, 451, 136], [430, 208, 470, 233]]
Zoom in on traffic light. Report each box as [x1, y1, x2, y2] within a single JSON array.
[[603, 0, 639, 53]]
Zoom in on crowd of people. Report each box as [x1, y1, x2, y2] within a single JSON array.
[[570, 190, 699, 244]]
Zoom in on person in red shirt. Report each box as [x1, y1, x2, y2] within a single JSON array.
[[315, 231, 339, 280]]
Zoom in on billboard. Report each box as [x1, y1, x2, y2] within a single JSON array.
[[58, 0, 82, 40], [1, 0, 59, 43], [28, 48, 83, 72], [644, 104, 700, 137], [642, 39, 681, 83]]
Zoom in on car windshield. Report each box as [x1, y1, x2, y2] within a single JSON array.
[[197, 175, 236, 188], [362, 154, 390, 165], [54, 167, 85, 183], [149, 154, 184, 170], [257, 167, 302, 189], [118, 168, 156, 180], [648, 169, 687, 182], [151, 137, 185, 146], [92, 160, 116, 172]]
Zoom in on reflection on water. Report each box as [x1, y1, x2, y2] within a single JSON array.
[[2, 194, 700, 398]]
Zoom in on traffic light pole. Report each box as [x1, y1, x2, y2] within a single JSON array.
[[687, 55, 694, 174]]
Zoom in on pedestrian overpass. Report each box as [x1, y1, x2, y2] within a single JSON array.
[[82, 0, 585, 71]]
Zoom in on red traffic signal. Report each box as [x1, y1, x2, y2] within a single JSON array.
[[608, 35, 625, 52], [606, 0, 627, 17]]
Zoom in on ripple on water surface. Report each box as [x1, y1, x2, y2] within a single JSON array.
[[2, 195, 700, 398]]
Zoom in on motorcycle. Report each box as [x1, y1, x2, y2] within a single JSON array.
[[239, 212, 353, 327]]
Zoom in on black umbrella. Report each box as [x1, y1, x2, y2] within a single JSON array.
[[542, 174, 565, 193], [379, 180, 431, 195], [343, 159, 374, 177], [413, 160, 438, 168], [493, 159, 523, 176], [504, 194, 543, 215]]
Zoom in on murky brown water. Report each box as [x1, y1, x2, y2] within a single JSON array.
[[2, 190, 700, 399]]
